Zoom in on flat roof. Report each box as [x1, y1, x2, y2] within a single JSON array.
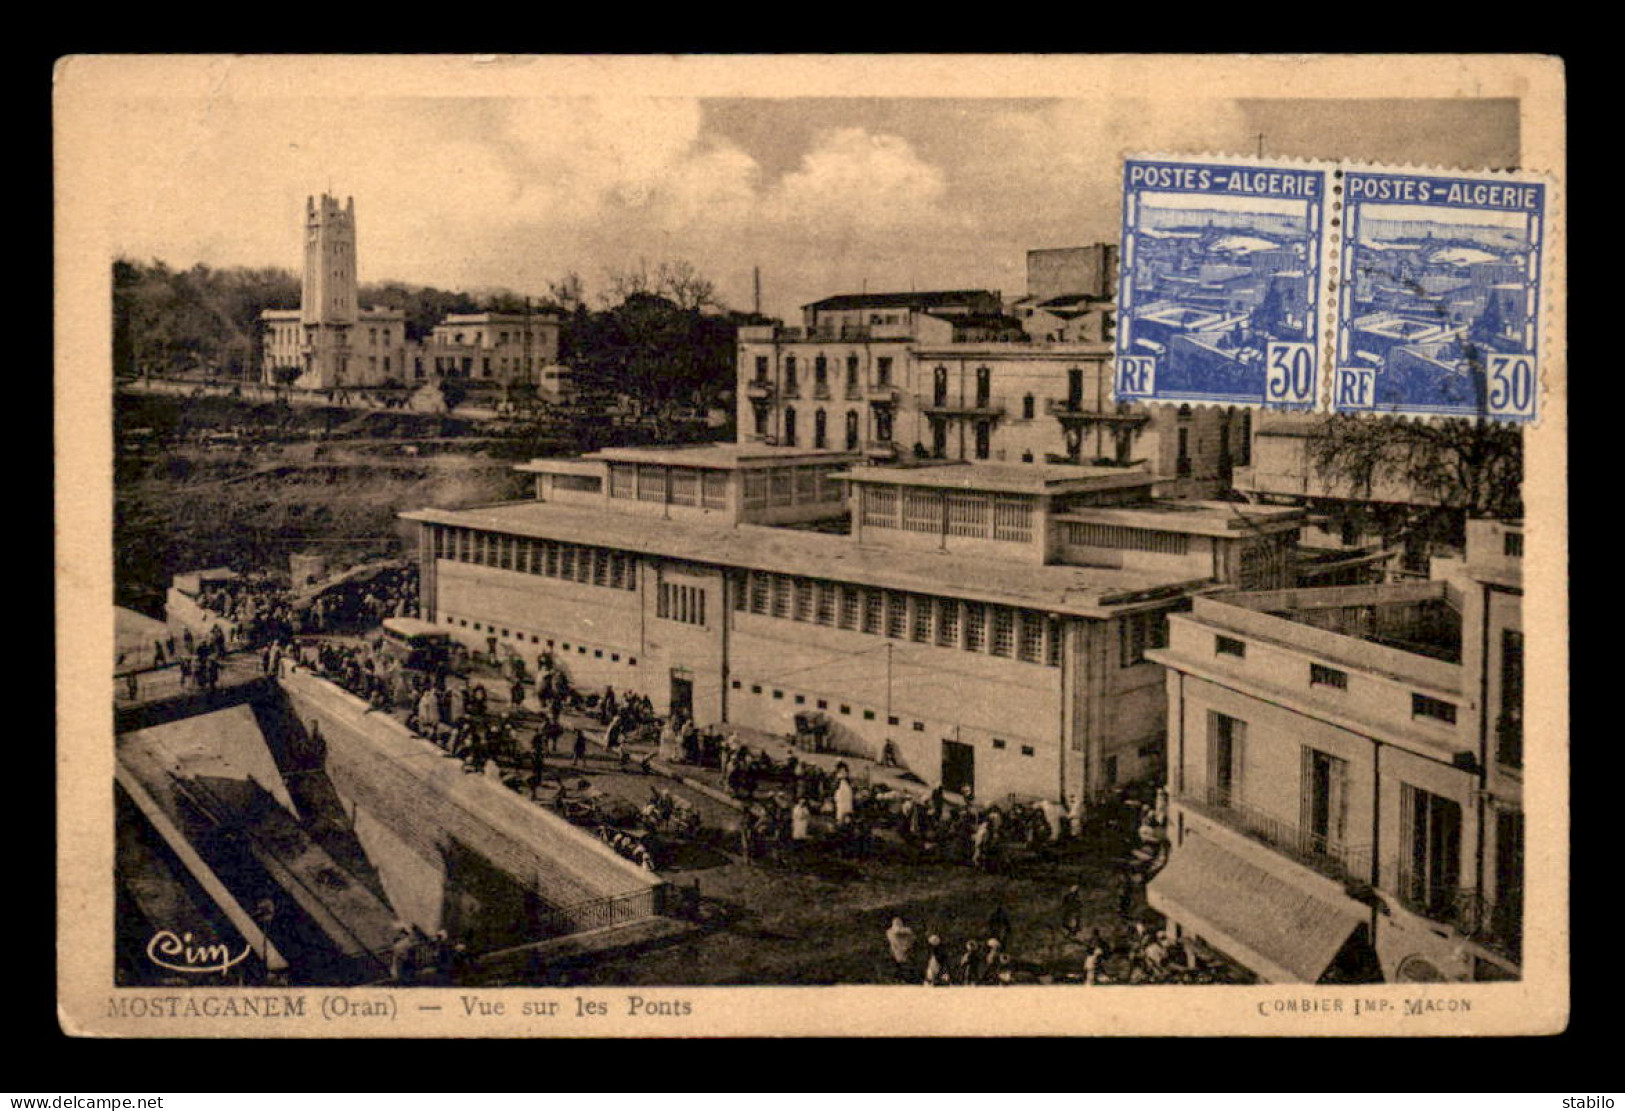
[[515, 444, 862, 473], [838, 461, 1155, 496], [1059, 500, 1305, 536], [402, 500, 1208, 617]]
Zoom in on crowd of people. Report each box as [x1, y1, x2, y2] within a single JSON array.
[[302, 566, 419, 634], [193, 572, 299, 648]]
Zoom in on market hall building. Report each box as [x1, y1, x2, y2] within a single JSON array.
[[401, 444, 1304, 805]]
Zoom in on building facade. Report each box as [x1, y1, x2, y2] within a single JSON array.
[[738, 300, 1244, 499], [261, 195, 562, 392], [1144, 518, 1523, 983], [403, 453, 1304, 805]]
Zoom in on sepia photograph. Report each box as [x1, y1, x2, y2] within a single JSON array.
[[55, 54, 1567, 1037]]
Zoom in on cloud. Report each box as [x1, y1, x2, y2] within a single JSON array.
[[763, 127, 952, 230]]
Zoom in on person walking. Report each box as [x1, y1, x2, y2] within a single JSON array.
[[884, 917, 917, 983], [571, 728, 588, 767], [923, 934, 947, 987], [1060, 884, 1084, 937]]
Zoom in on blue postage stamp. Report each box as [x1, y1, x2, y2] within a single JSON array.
[[1116, 158, 1328, 410], [1334, 169, 1547, 422]]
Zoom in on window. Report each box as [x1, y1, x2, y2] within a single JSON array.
[[992, 739, 1007, 750], [1207, 712, 1246, 807], [783, 407, 797, 446], [1498, 629, 1524, 769], [974, 421, 991, 460], [884, 592, 908, 639], [755, 355, 769, 381], [965, 604, 987, 653], [1120, 611, 1168, 667], [1504, 531, 1523, 558], [933, 366, 948, 406], [1310, 663, 1349, 690], [1017, 612, 1045, 663], [1412, 693, 1458, 725], [814, 409, 828, 449], [785, 357, 798, 394], [974, 366, 991, 408], [814, 356, 828, 395], [1022, 394, 1035, 420], [846, 355, 860, 393], [815, 580, 836, 626], [1401, 785, 1463, 917], [702, 472, 728, 509], [1289, 749, 1347, 872], [990, 609, 1015, 658], [1020, 745, 1035, 757], [845, 410, 860, 451], [862, 589, 884, 634], [936, 599, 960, 647], [876, 357, 893, 386], [910, 597, 932, 643], [793, 578, 815, 622], [771, 574, 792, 619], [1215, 635, 1246, 659], [863, 710, 875, 720]]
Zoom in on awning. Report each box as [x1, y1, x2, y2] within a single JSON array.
[[1148, 830, 1368, 984]]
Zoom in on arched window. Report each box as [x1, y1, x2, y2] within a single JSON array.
[[845, 410, 859, 450], [814, 408, 828, 449], [784, 406, 798, 446], [785, 357, 799, 394]]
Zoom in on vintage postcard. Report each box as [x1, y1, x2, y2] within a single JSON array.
[[56, 54, 1567, 1037]]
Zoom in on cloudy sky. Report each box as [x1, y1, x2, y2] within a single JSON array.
[[97, 95, 1518, 320]]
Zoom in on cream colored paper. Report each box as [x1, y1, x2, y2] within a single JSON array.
[[56, 54, 1566, 1037]]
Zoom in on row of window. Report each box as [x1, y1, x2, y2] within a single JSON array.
[[729, 679, 1036, 755], [1063, 521, 1191, 555], [431, 527, 638, 592], [608, 464, 730, 509], [732, 570, 1060, 666], [859, 488, 1035, 543], [773, 407, 864, 450], [441, 613, 638, 666], [740, 467, 846, 508], [758, 354, 895, 391], [1213, 634, 1459, 725]]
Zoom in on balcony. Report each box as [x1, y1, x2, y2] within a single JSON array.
[[863, 439, 899, 459], [1046, 398, 1151, 424], [1176, 786, 1373, 888], [915, 392, 1008, 419], [1385, 860, 1521, 964], [744, 378, 776, 400], [867, 386, 900, 406]]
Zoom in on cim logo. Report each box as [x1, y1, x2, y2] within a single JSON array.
[[146, 930, 253, 975]]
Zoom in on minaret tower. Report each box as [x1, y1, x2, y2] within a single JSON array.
[[300, 194, 359, 387]]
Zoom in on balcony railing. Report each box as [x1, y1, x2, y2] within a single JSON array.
[[1176, 786, 1373, 887], [863, 438, 898, 457], [744, 378, 776, 399], [1045, 398, 1151, 423], [1386, 860, 1521, 964], [915, 392, 1008, 418]]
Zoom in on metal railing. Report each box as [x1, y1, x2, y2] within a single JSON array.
[[1385, 860, 1521, 963], [533, 884, 669, 938], [914, 392, 1009, 417], [1045, 398, 1150, 421], [744, 379, 776, 398], [1177, 787, 1373, 886]]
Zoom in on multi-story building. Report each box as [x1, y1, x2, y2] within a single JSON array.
[[738, 279, 1242, 498], [402, 453, 1305, 805], [1144, 518, 1523, 983], [261, 195, 562, 392]]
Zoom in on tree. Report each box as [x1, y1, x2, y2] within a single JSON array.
[[547, 271, 587, 312], [1306, 414, 1523, 548]]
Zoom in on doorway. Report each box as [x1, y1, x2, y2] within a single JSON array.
[[669, 670, 694, 723], [941, 740, 975, 798]]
